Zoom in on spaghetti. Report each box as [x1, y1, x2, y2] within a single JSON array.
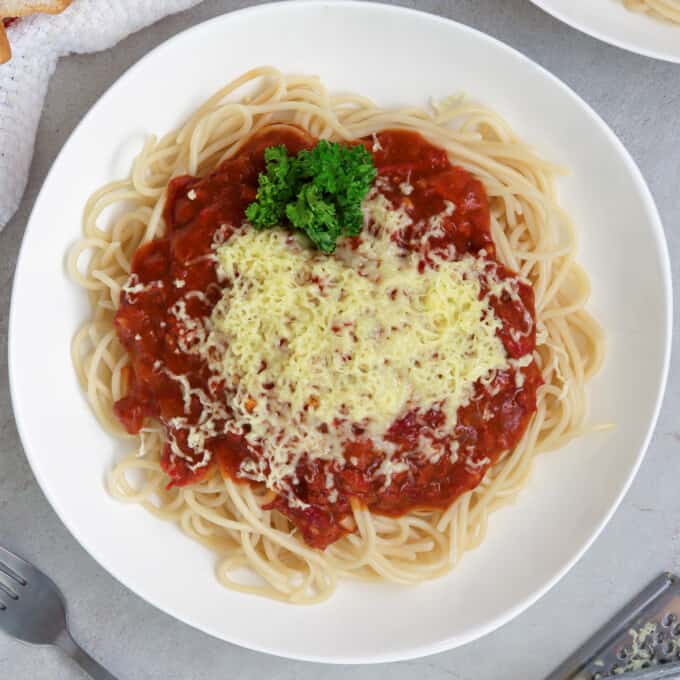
[[623, 0, 680, 23], [69, 67, 605, 603]]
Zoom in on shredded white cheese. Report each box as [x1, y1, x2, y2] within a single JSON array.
[[137, 183, 535, 504], [121, 273, 164, 300], [399, 180, 414, 196], [203, 189, 522, 499]]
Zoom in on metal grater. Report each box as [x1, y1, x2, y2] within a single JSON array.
[[546, 573, 680, 680]]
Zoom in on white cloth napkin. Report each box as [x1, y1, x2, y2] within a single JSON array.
[[0, 0, 204, 229]]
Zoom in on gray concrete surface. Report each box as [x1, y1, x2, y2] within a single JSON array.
[[1, 1, 678, 678]]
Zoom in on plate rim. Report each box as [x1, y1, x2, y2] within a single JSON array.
[[529, 0, 680, 63], [8, 0, 673, 663]]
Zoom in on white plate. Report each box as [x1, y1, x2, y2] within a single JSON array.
[[9, 1, 672, 663], [530, 0, 680, 62]]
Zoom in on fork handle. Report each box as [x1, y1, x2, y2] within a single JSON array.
[[56, 630, 119, 680]]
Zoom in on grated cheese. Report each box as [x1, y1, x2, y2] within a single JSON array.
[[205, 189, 518, 499], [399, 180, 414, 196], [145, 184, 535, 503], [121, 273, 164, 301], [428, 200, 456, 237]]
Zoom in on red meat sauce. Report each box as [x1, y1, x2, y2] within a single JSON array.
[[114, 126, 541, 549]]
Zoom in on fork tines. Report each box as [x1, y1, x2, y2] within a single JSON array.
[[0, 547, 29, 610]]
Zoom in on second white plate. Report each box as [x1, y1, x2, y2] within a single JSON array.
[[530, 0, 680, 62]]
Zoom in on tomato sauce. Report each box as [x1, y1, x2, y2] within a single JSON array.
[[114, 128, 541, 549]]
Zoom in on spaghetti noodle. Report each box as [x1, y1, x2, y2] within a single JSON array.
[[623, 0, 680, 23], [69, 67, 605, 603]]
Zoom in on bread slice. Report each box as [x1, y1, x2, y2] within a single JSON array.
[[0, 23, 10, 64], [0, 0, 72, 17], [0, 0, 72, 63]]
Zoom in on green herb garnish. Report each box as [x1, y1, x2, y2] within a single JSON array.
[[245, 140, 376, 253]]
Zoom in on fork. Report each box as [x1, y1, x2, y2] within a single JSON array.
[[0, 544, 118, 679]]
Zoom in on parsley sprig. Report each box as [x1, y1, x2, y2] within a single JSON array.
[[245, 140, 377, 253]]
